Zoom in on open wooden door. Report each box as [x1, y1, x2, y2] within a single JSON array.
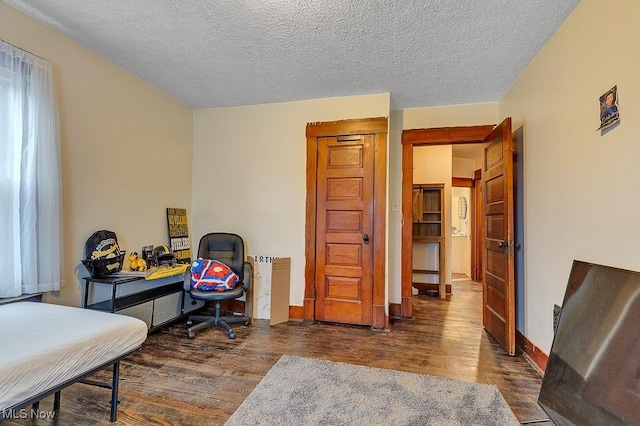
[[481, 118, 516, 355]]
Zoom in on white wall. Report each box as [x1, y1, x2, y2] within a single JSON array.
[[499, 0, 640, 353], [0, 3, 194, 307], [452, 157, 475, 178], [192, 94, 390, 307], [450, 236, 470, 276], [387, 110, 404, 304]]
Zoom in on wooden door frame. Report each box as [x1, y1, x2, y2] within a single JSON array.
[[451, 177, 474, 280], [304, 117, 388, 329], [401, 125, 494, 318], [472, 168, 483, 281]]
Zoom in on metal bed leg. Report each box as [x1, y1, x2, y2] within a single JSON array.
[[53, 391, 61, 411], [109, 361, 120, 422], [32, 401, 39, 411]]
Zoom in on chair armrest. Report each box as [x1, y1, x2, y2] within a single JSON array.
[[183, 266, 192, 292], [243, 261, 252, 291]]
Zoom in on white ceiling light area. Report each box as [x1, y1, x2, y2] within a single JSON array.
[[3, 0, 580, 109]]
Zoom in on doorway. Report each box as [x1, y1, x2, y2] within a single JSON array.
[[410, 147, 480, 292], [304, 117, 388, 329], [451, 184, 472, 280], [400, 125, 493, 318], [401, 121, 520, 355], [450, 151, 479, 282]]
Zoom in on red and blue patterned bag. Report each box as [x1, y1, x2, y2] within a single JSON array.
[[190, 258, 239, 291]]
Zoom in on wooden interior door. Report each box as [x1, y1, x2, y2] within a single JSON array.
[[314, 135, 374, 325], [481, 118, 516, 355]]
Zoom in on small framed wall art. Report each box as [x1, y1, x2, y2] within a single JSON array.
[[598, 85, 620, 131]]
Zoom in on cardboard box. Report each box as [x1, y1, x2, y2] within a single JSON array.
[[248, 256, 291, 325]]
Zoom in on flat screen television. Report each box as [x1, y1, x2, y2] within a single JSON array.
[[538, 260, 640, 425]]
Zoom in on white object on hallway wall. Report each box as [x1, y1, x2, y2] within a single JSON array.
[[451, 187, 471, 236]]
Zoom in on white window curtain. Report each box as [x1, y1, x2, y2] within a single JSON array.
[[0, 40, 63, 297]]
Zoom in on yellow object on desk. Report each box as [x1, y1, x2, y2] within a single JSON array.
[[145, 263, 189, 280], [128, 252, 147, 272]]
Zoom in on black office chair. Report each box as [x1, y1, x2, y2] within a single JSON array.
[[185, 233, 251, 339]]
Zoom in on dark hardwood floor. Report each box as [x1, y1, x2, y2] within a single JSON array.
[[6, 280, 548, 425]]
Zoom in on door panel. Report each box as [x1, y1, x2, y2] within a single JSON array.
[[326, 211, 362, 232], [482, 117, 516, 355], [485, 139, 504, 167], [486, 216, 504, 240], [326, 243, 361, 266], [327, 179, 362, 199], [325, 276, 361, 299], [485, 176, 504, 204], [315, 135, 374, 325]]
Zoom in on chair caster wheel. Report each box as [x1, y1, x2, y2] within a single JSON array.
[[187, 331, 195, 339], [243, 320, 250, 326], [228, 331, 236, 339], [186, 320, 192, 327]]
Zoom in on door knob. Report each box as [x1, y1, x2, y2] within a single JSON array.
[[497, 241, 505, 248], [363, 234, 370, 244]]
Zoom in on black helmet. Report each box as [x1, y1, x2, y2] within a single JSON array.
[[151, 245, 176, 267]]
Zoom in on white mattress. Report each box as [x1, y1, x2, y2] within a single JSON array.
[[0, 302, 148, 410]]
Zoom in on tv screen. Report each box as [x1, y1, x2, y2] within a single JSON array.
[[538, 260, 640, 425]]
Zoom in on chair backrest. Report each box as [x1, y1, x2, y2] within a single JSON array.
[[197, 233, 245, 281]]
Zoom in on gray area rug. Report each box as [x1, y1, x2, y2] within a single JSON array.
[[225, 355, 519, 425]]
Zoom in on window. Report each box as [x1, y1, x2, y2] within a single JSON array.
[[0, 40, 62, 297]]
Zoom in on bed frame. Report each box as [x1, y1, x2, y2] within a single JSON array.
[[1, 302, 147, 423], [5, 346, 141, 422]]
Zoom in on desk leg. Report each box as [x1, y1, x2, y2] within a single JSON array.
[[111, 283, 117, 313], [83, 279, 89, 308]]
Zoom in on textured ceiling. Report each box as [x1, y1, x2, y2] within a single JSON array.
[[3, 0, 579, 109]]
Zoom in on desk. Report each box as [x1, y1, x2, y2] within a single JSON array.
[[83, 273, 205, 331]]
